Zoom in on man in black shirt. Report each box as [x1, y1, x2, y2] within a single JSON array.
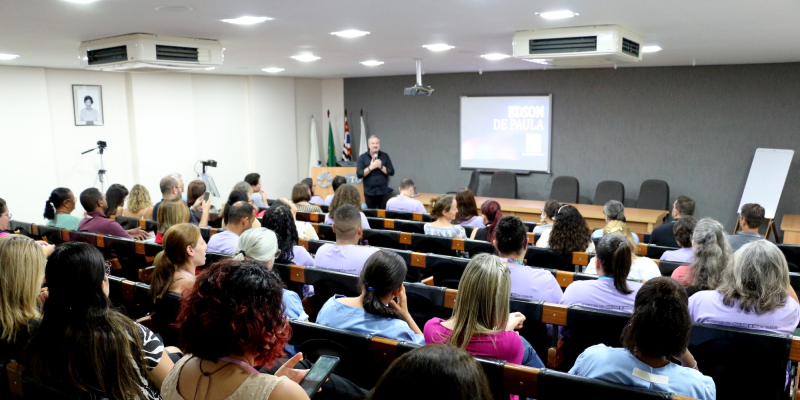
[[649, 195, 695, 247], [356, 135, 395, 209]]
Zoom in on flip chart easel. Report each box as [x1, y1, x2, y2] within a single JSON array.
[[734, 148, 795, 243]]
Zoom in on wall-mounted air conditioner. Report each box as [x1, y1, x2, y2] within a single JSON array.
[[79, 33, 223, 72], [513, 25, 642, 67]]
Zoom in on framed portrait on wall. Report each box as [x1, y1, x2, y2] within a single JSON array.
[[72, 84, 104, 126]]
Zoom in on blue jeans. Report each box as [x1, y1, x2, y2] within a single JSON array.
[[520, 335, 545, 368]]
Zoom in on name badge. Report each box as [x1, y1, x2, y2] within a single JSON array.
[[632, 367, 669, 385]]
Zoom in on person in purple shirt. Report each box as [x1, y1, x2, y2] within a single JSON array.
[[660, 217, 697, 263], [77, 188, 132, 239], [206, 201, 254, 255], [494, 215, 562, 304], [561, 233, 643, 313], [452, 188, 485, 228], [323, 184, 370, 230], [261, 203, 315, 267], [323, 176, 347, 206], [689, 240, 800, 335], [314, 204, 378, 275], [385, 178, 426, 214], [301, 177, 325, 205]]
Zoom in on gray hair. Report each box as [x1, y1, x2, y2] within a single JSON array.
[[717, 240, 790, 314], [234, 228, 278, 264], [368, 135, 380, 141], [689, 218, 732, 291], [604, 200, 626, 221]]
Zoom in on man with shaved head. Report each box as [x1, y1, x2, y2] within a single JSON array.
[[313, 204, 378, 275]]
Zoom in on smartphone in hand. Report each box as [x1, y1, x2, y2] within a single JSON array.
[[204, 191, 211, 201], [299, 356, 339, 397]]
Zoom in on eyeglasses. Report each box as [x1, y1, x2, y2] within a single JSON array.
[[103, 261, 112, 276], [1, 212, 11, 219], [274, 250, 282, 260]]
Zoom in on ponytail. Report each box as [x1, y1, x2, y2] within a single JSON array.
[[480, 200, 503, 243], [43, 187, 72, 221], [596, 233, 632, 294], [149, 251, 177, 303], [43, 201, 56, 221], [148, 223, 200, 302], [360, 250, 407, 320]]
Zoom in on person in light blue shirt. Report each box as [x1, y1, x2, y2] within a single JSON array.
[[233, 227, 308, 321], [316, 250, 425, 344], [570, 277, 715, 400], [591, 200, 640, 243]]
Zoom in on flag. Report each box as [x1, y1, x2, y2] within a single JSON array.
[[326, 119, 337, 167], [342, 115, 352, 161], [308, 116, 320, 177], [359, 113, 368, 156]]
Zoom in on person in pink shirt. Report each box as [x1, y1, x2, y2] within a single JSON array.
[[689, 240, 800, 335], [671, 218, 732, 297]]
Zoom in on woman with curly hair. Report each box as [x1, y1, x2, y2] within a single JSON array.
[[536, 204, 594, 254], [165, 258, 309, 400], [122, 184, 155, 219], [323, 184, 370, 229], [452, 188, 484, 228], [261, 204, 314, 266]]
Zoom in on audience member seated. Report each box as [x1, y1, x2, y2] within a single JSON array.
[[43, 187, 80, 231], [167, 258, 309, 400], [221, 189, 261, 230], [261, 204, 314, 267], [323, 175, 347, 206], [369, 345, 493, 400], [317, 250, 424, 343], [671, 218, 732, 295], [424, 253, 545, 380], [469, 200, 502, 241], [650, 196, 695, 247], [585, 221, 660, 280], [591, 200, 640, 243], [494, 216, 562, 303], [537, 204, 595, 253], [153, 197, 190, 244], [26, 242, 173, 399], [727, 203, 765, 251], [292, 183, 323, 213], [104, 183, 128, 218], [153, 174, 208, 226], [301, 177, 325, 205], [533, 199, 559, 234], [208, 201, 255, 255], [122, 184, 154, 219], [187, 180, 216, 214], [689, 240, 800, 335], [452, 188, 484, 228], [324, 184, 370, 229], [561, 234, 643, 313], [314, 205, 378, 274], [423, 195, 466, 239], [660, 216, 697, 263], [275, 197, 320, 241], [234, 228, 308, 320], [149, 223, 205, 346], [570, 277, 715, 400], [0, 235, 45, 362], [245, 172, 268, 208], [385, 178, 426, 213], [0, 198, 11, 237], [78, 187, 133, 239]]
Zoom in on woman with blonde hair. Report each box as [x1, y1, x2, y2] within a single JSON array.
[[424, 253, 544, 378], [324, 184, 370, 229], [122, 184, 154, 219], [152, 197, 190, 244], [0, 235, 46, 360], [584, 220, 660, 280]]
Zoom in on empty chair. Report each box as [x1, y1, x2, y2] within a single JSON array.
[[593, 181, 624, 205], [637, 179, 670, 211], [467, 169, 481, 194], [777, 244, 800, 273], [486, 171, 517, 199], [549, 176, 579, 203]]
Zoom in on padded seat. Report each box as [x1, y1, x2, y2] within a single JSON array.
[[486, 171, 518, 199], [428, 254, 470, 289], [362, 229, 404, 251], [537, 368, 674, 400], [658, 260, 683, 277], [646, 244, 680, 260], [509, 300, 550, 361], [557, 306, 632, 372], [593, 180, 625, 205], [404, 283, 451, 329], [463, 239, 496, 257], [637, 179, 670, 211], [549, 176, 579, 203], [777, 244, 800, 273], [524, 247, 573, 271], [314, 224, 336, 241], [467, 169, 481, 194]]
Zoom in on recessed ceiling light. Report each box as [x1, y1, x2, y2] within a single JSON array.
[[0, 54, 20, 60], [331, 30, 370, 38], [423, 44, 454, 51], [221, 16, 272, 25], [536, 10, 578, 19], [204, 67, 216, 70], [481, 53, 510, 60], [291, 54, 320, 62], [64, 0, 100, 3], [262, 67, 285, 73], [642, 46, 662, 53], [360, 60, 384, 66]]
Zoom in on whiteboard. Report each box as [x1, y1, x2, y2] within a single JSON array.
[[738, 148, 794, 219]]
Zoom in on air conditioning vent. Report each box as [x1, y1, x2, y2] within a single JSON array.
[[621, 38, 640, 57], [156, 45, 199, 62], [87, 45, 128, 65], [529, 36, 597, 54]]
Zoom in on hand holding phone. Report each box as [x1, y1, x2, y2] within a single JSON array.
[[204, 191, 211, 201], [299, 356, 339, 397]]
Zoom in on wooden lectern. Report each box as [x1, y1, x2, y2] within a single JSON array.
[[311, 167, 365, 203]]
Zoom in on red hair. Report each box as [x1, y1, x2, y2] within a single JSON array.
[[175, 259, 290, 366], [480, 200, 503, 243]]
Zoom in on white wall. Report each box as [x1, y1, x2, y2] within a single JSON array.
[[0, 65, 344, 224]]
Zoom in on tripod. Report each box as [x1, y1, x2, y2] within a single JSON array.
[[81, 141, 109, 193]]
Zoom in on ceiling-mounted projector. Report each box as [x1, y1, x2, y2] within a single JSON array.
[[404, 59, 433, 96]]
